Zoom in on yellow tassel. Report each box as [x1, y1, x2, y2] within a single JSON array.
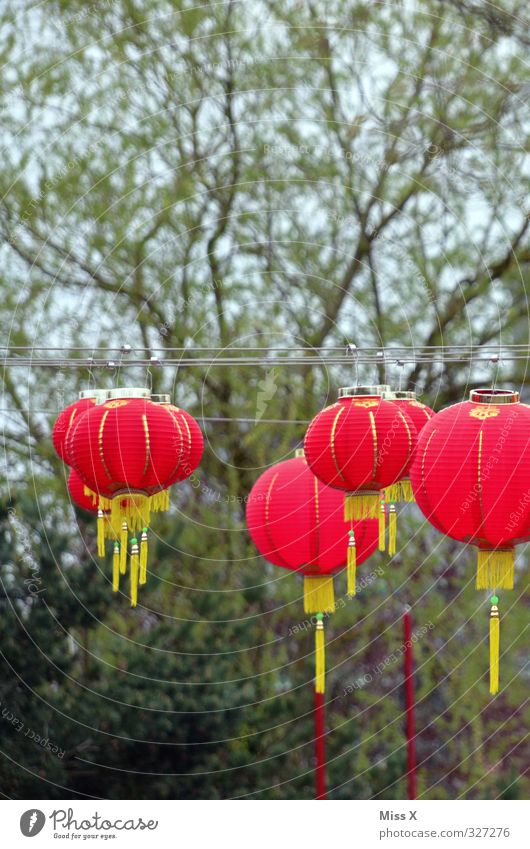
[[130, 538, 139, 607], [384, 479, 415, 503], [112, 542, 120, 592], [84, 486, 99, 507], [347, 530, 357, 597], [489, 596, 500, 695], [304, 575, 335, 614], [151, 489, 170, 512], [315, 614, 325, 694], [119, 521, 128, 575], [388, 503, 397, 556], [476, 549, 514, 590], [400, 478, 415, 503], [97, 509, 106, 557], [379, 500, 386, 551], [344, 492, 379, 521], [139, 529, 148, 585], [109, 492, 152, 537]]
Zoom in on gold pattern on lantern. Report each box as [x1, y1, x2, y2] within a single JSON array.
[[469, 406, 500, 419], [353, 399, 378, 408], [104, 399, 129, 408]]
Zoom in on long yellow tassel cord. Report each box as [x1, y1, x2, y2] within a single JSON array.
[[97, 509, 106, 557], [139, 528, 148, 585], [130, 538, 139, 607], [379, 499, 386, 551], [119, 521, 128, 575], [388, 503, 397, 556], [489, 595, 500, 695], [112, 542, 120, 592], [315, 613, 325, 694], [347, 529, 357, 597], [476, 549, 514, 590]]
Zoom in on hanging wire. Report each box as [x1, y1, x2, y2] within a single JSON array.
[[0, 344, 529, 369]]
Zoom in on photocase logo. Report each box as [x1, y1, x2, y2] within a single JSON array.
[[255, 367, 279, 423], [20, 809, 46, 837]]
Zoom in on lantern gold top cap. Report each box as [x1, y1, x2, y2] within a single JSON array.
[[385, 389, 417, 401], [338, 384, 390, 398], [469, 388, 519, 404], [294, 448, 305, 458], [78, 389, 108, 402], [102, 387, 151, 402], [151, 394, 171, 404]]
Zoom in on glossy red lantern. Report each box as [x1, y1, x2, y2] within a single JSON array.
[[410, 388, 530, 693], [246, 452, 379, 612], [67, 390, 203, 606], [247, 450, 378, 699], [304, 387, 416, 522]]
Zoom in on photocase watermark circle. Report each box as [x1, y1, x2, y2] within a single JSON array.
[[20, 810, 46, 837]]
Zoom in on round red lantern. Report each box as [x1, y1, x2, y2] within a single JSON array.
[[68, 390, 203, 605], [246, 451, 379, 611], [247, 449, 378, 696], [410, 387, 530, 693], [304, 386, 416, 523]]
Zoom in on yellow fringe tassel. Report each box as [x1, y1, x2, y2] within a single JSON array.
[[384, 479, 415, 503], [304, 575, 335, 614], [400, 478, 415, 503], [139, 529, 148, 585], [388, 504, 397, 556], [379, 500, 386, 551], [315, 615, 325, 694], [97, 510, 106, 557], [119, 522, 128, 575], [476, 549, 514, 590], [84, 486, 99, 507], [347, 530, 357, 597], [489, 597, 500, 695], [112, 542, 120, 592], [344, 492, 380, 521], [151, 489, 170, 512], [130, 538, 139, 607]]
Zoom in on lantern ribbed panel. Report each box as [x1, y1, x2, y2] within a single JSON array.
[[162, 404, 204, 482], [304, 396, 416, 492], [246, 456, 378, 575], [68, 398, 202, 497], [392, 398, 434, 433], [410, 399, 530, 548], [52, 398, 97, 463]]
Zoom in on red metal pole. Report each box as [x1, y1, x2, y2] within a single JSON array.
[[403, 608, 417, 800], [314, 690, 327, 799]]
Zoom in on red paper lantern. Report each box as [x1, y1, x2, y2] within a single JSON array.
[[304, 386, 416, 523], [410, 387, 530, 693], [246, 452, 378, 611], [247, 450, 378, 696], [68, 390, 203, 605]]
